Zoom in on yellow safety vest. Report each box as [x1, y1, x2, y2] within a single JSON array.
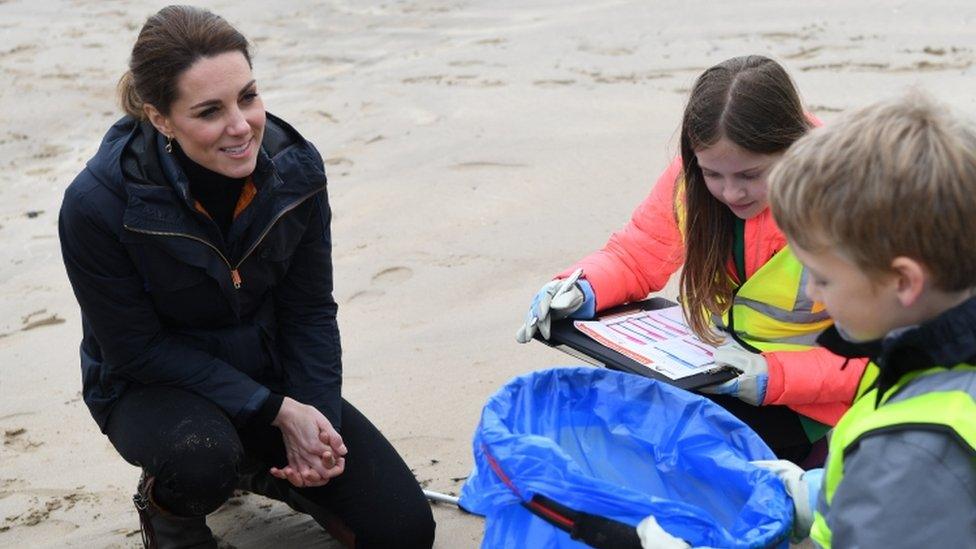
[[714, 245, 833, 351], [810, 365, 976, 547]]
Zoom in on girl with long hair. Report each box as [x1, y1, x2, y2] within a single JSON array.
[[517, 55, 872, 464]]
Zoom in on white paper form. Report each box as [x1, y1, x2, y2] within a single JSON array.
[[573, 305, 725, 380]]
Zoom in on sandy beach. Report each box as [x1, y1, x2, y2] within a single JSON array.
[[2, 0, 975, 546]]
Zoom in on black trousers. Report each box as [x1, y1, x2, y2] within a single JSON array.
[[702, 393, 816, 464], [105, 385, 434, 548]]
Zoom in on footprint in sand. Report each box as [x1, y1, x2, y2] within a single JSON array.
[[26, 166, 52, 176], [346, 289, 385, 304], [0, 44, 37, 59], [316, 110, 339, 123], [402, 74, 505, 88], [533, 79, 576, 87], [448, 60, 486, 67], [347, 267, 414, 304], [371, 266, 413, 285], [783, 45, 825, 60], [325, 156, 354, 167], [0, 132, 29, 146], [0, 310, 66, 338], [0, 489, 100, 535], [20, 309, 65, 331], [808, 104, 843, 113], [799, 61, 890, 72], [31, 144, 69, 160], [577, 43, 636, 57], [3, 427, 43, 452], [449, 161, 527, 170]]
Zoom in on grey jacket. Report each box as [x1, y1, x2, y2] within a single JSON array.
[[814, 300, 976, 548]]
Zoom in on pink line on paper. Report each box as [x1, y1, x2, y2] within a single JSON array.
[[640, 317, 681, 337], [609, 325, 645, 345], [575, 323, 654, 365], [682, 338, 714, 357], [654, 317, 689, 335], [624, 319, 665, 341]]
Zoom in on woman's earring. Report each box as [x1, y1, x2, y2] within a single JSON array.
[[165, 135, 173, 154]]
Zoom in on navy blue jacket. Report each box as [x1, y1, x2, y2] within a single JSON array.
[[59, 114, 342, 432]]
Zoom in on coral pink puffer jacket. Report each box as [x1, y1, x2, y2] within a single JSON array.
[[558, 156, 868, 426]]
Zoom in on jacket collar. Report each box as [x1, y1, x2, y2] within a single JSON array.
[[119, 114, 287, 203], [818, 296, 976, 400], [117, 112, 325, 241], [743, 207, 787, 280]]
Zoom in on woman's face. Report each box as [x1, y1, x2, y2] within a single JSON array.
[[147, 51, 265, 179], [695, 137, 782, 220]]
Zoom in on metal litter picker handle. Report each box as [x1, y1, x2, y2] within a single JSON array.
[[423, 490, 460, 506]]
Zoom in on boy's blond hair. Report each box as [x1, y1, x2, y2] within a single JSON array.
[[768, 92, 976, 291]]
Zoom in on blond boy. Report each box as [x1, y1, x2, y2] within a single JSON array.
[[758, 93, 976, 547]]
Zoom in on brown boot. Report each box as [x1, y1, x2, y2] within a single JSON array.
[[133, 472, 217, 549]]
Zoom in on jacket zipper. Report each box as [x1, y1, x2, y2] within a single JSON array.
[[123, 225, 240, 286], [232, 187, 322, 282], [123, 187, 322, 290]]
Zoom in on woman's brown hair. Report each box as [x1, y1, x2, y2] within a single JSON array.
[[679, 55, 811, 343], [117, 5, 251, 119]]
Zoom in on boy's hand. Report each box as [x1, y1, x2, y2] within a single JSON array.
[[636, 515, 690, 548], [751, 460, 823, 542], [700, 347, 769, 405]]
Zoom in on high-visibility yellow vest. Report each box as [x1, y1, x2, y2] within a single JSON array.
[[810, 365, 976, 548], [714, 245, 833, 351]]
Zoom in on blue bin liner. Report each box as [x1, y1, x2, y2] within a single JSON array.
[[459, 367, 792, 548]]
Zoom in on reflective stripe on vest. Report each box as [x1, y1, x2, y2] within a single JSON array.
[[810, 365, 976, 548], [712, 246, 833, 350]]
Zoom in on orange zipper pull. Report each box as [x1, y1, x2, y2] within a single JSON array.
[[230, 269, 242, 289]]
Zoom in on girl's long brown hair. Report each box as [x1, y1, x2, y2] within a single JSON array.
[[679, 56, 811, 343]]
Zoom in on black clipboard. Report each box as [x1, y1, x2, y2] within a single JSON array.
[[535, 297, 737, 390]]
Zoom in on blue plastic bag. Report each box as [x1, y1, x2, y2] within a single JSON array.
[[459, 367, 792, 548]]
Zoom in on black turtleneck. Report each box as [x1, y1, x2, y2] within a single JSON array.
[[174, 145, 245, 239]]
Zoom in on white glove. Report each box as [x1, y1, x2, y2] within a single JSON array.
[[699, 346, 769, 406], [637, 515, 690, 549], [751, 460, 822, 542], [516, 269, 588, 343]]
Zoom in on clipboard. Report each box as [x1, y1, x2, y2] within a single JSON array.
[[534, 297, 737, 390]]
